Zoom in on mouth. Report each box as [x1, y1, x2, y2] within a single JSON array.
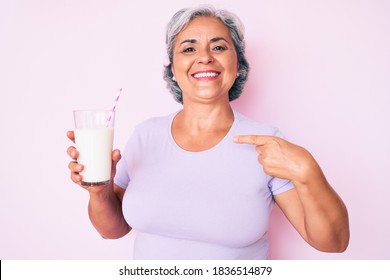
[[192, 71, 221, 79]]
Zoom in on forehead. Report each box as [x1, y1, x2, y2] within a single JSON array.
[[176, 16, 233, 41]]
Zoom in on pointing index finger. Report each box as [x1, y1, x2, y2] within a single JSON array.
[[233, 135, 275, 145]]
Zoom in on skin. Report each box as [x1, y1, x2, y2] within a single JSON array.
[[67, 131, 130, 239], [233, 135, 350, 252], [170, 16, 238, 151], [67, 16, 349, 252]]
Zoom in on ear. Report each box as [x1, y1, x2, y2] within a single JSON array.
[[171, 66, 175, 76]]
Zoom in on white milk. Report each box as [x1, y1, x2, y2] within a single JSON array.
[[74, 127, 114, 185]]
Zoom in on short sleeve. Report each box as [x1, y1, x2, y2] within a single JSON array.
[[114, 153, 130, 189], [268, 177, 294, 195], [114, 128, 139, 190], [268, 128, 295, 195]]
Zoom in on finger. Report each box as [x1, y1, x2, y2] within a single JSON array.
[[67, 130, 75, 143], [233, 135, 275, 146], [68, 161, 83, 173], [71, 172, 83, 184], [68, 161, 83, 184], [257, 153, 263, 164], [112, 149, 121, 164], [110, 150, 121, 179], [66, 146, 79, 159]]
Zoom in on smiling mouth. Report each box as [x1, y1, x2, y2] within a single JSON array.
[[192, 71, 221, 78]]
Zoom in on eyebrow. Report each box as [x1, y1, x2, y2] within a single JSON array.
[[180, 39, 196, 45], [179, 37, 229, 45], [210, 37, 228, 43]]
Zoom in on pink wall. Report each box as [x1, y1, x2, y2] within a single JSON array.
[[1, 0, 389, 259]]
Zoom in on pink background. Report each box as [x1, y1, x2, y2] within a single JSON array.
[[1, 0, 389, 259]]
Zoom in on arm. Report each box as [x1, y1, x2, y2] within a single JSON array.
[[234, 135, 350, 252], [88, 183, 131, 239], [274, 172, 349, 252], [67, 131, 131, 239]]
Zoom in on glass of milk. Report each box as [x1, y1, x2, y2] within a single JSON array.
[[73, 110, 115, 186]]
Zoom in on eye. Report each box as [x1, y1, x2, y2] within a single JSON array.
[[213, 45, 226, 51], [183, 47, 196, 53]]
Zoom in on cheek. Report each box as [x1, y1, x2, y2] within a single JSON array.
[[227, 54, 239, 70], [172, 56, 193, 76], [218, 54, 238, 77], [223, 57, 239, 82]]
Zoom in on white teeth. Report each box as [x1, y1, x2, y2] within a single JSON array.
[[193, 72, 219, 78]]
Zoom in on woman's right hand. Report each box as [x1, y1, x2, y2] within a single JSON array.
[[66, 131, 121, 193], [67, 131, 129, 238], [66, 130, 84, 186]]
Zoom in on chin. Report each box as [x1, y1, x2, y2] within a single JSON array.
[[192, 89, 229, 101]]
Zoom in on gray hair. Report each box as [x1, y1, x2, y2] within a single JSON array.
[[163, 5, 250, 103]]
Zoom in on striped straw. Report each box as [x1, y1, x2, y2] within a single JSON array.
[[106, 88, 122, 126]]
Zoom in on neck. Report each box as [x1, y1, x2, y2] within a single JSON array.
[[176, 103, 234, 133]]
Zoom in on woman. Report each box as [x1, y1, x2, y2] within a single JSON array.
[[67, 5, 349, 259]]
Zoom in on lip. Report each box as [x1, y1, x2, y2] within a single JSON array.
[[191, 70, 221, 80]]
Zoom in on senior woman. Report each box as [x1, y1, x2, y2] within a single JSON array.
[[67, 5, 349, 259]]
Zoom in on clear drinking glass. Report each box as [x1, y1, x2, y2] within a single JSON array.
[[73, 110, 115, 186]]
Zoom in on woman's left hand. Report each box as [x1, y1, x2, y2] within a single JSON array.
[[234, 134, 350, 252], [233, 135, 321, 185]]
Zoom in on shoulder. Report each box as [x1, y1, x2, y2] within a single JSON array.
[[133, 112, 175, 136], [136, 112, 174, 129], [122, 112, 175, 151], [233, 110, 285, 138]]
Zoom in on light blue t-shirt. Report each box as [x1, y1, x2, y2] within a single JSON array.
[[114, 110, 294, 259]]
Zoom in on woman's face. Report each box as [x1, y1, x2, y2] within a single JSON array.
[[172, 16, 238, 104]]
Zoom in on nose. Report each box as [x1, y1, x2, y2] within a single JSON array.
[[196, 49, 214, 64]]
